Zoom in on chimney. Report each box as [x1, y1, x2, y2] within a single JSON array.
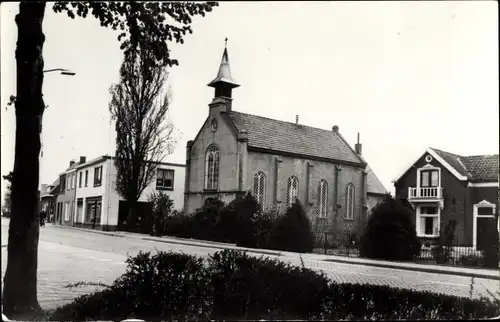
[[69, 160, 75, 167], [332, 125, 339, 132], [295, 115, 299, 125], [355, 132, 362, 155], [79, 156, 86, 164]]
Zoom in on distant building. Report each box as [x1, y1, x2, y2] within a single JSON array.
[[72, 155, 185, 231], [394, 147, 499, 250], [55, 157, 85, 226], [40, 179, 60, 222], [184, 44, 387, 234]]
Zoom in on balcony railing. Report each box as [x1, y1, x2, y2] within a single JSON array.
[[408, 187, 443, 199]]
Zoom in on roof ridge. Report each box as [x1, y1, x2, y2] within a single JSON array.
[[230, 110, 336, 134]]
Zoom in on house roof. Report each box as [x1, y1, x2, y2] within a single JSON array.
[[394, 147, 499, 183], [459, 154, 499, 182], [365, 165, 389, 195], [226, 111, 365, 166]]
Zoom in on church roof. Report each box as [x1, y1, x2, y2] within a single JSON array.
[[226, 111, 365, 166], [365, 165, 389, 195]]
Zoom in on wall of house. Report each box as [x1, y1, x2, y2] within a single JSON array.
[[465, 185, 499, 245], [106, 160, 186, 226], [74, 159, 109, 227], [395, 153, 469, 244], [55, 171, 78, 226], [247, 151, 366, 233], [185, 113, 239, 214]]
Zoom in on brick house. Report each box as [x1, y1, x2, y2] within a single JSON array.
[[55, 157, 86, 226], [184, 45, 387, 234], [394, 147, 499, 250]]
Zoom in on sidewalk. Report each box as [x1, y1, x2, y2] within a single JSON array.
[[52, 224, 500, 280]]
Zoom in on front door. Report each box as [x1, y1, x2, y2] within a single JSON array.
[[476, 217, 496, 251]]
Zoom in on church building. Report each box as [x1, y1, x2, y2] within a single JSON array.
[[184, 44, 387, 234]]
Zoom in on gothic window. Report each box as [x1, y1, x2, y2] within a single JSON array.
[[205, 145, 220, 190], [345, 183, 355, 219], [286, 176, 299, 208], [317, 180, 328, 218], [253, 172, 266, 209]]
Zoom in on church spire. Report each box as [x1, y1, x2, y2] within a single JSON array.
[[208, 38, 240, 99]]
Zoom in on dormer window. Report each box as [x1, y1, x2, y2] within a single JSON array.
[[420, 169, 439, 187]]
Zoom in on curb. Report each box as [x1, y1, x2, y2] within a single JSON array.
[[323, 258, 500, 281], [52, 224, 282, 257], [141, 237, 282, 257]]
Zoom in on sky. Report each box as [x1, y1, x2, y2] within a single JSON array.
[[1, 1, 498, 202]]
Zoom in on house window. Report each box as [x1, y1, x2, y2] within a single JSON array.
[[79, 172, 82, 188], [205, 146, 220, 190], [60, 177, 66, 191], [85, 199, 102, 224], [421, 170, 439, 187], [73, 174, 76, 189], [345, 183, 355, 219], [67, 176, 70, 191], [253, 172, 266, 209], [317, 180, 328, 218], [286, 176, 299, 208], [85, 170, 88, 187], [157, 169, 174, 190], [417, 206, 440, 237], [94, 166, 103, 187]]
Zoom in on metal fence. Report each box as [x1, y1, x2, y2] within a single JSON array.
[[312, 231, 490, 268]]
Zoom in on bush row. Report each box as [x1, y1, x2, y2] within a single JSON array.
[[160, 193, 315, 253], [50, 249, 500, 321]]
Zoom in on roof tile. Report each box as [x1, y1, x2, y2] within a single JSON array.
[[431, 148, 498, 182], [227, 111, 363, 165]]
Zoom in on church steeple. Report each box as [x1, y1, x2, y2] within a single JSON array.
[[208, 38, 240, 99]]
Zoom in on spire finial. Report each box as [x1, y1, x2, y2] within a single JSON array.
[[225, 37, 228, 48]]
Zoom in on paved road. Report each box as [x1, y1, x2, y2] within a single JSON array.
[[2, 218, 499, 310]]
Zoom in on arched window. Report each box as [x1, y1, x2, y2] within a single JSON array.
[[205, 145, 220, 190], [286, 176, 299, 208], [317, 180, 328, 218], [345, 183, 355, 219], [253, 172, 266, 209]]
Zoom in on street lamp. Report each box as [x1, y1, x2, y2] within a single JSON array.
[[40, 68, 76, 158], [43, 68, 76, 76]]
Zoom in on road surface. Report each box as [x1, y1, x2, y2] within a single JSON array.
[[2, 218, 499, 310]]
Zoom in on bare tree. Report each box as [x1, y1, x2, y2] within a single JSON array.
[[109, 46, 176, 230]]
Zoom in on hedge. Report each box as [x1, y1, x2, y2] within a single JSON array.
[[49, 249, 500, 321]]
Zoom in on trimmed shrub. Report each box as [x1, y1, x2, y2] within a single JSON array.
[[50, 251, 211, 321], [147, 191, 174, 237], [207, 249, 330, 320], [49, 249, 500, 321], [218, 193, 260, 247], [269, 200, 314, 253], [323, 283, 500, 320], [188, 200, 226, 242], [482, 220, 500, 268], [253, 207, 279, 249], [360, 196, 421, 261]]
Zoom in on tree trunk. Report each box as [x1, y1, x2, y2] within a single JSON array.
[[3, 2, 46, 318], [126, 199, 138, 231]]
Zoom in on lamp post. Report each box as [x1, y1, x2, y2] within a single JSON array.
[[43, 68, 76, 76], [40, 68, 75, 157]]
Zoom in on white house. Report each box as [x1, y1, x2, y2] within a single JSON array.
[[72, 155, 185, 231]]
